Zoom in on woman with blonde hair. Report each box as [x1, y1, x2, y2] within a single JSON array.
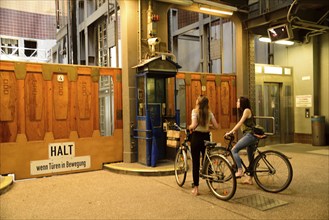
[[189, 95, 219, 196]]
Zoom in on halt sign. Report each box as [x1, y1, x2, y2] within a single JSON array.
[[30, 142, 90, 175]]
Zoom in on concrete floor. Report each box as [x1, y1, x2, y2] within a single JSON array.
[[0, 143, 328, 219]]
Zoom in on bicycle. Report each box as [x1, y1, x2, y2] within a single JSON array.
[[173, 123, 237, 201], [215, 133, 293, 193]]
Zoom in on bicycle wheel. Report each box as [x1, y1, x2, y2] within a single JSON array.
[[214, 147, 235, 167], [174, 149, 187, 186], [213, 147, 235, 181], [253, 150, 293, 193], [205, 154, 236, 201]]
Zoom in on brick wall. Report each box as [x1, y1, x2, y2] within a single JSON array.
[[0, 8, 56, 39]]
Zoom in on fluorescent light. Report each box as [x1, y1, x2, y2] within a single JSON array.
[[200, 6, 233, 16], [194, 0, 237, 12], [156, 0, 193, 6], [259, 37, 271, 43], [258, 37, 294, 46], [275, 40, 294, 45], [264, 66, 282, 74]]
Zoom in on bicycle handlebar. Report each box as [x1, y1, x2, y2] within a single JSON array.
[[224, 133, 235, 141], [173, 123, 190, 133], [173, 123, 192, 140]]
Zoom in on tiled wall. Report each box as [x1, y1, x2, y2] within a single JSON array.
[[0, 8, 56, 39], [0, 0, 56, 15]]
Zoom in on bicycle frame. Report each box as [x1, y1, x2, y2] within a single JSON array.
[[224, 136, 276, 175], [173, 123, 237, 200], [200, 147, 217, 179], [221, 133, 293, 193]]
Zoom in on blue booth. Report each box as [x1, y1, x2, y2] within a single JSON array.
[[133, 56, 181, 166]]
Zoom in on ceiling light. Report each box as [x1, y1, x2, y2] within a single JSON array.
[[275, 40, 295, 46], [194, 0, 237, 12], [200, 6, 233, 16], [156, 0, 193, 6], [259, 37, 271, 43], [258, 37, 294, 46]]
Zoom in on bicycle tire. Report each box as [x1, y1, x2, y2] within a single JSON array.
[[213, 146, 235, 167], [174, 149, 187, 186], [205, 154, 237, 201], [253, 150, 293, 193]]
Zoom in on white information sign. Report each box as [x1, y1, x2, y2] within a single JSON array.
[[57, 75, 64, 82], [296, 95, 312, 107], [48, 142, 75, 159], [31, 142, 91, 175]]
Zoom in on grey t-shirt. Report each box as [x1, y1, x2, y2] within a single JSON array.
[[191, 109, 215, 132]]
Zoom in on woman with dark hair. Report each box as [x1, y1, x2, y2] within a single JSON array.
[[189, 95, 219, 196], [225, 96, 258, 185]]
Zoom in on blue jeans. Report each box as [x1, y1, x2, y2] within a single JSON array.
[[231, 132, 258, 172]]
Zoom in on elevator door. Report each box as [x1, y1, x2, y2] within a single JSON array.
[[263, 83, 281, 145]]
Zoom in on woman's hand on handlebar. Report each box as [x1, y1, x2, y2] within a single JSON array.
[[224, 131, 234, 137]]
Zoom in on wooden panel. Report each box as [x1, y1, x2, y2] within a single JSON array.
[[26, 73, 43, 121], [0, 61, 124, 180], [77, 76, 91, 119], [93, 81, 99, 131], [52, 74, 70, 139], [0, 121, 17, 143], [114, 71, 123, 129], [53, 74, 69, 120], [220, 80, 230, 128], [0, 71, 17, 142], [0, 72, 16, 121], [17, 80, 26, 135], [206, 80, 216, 115], [191, 79, 201, 105], [25, 73, 45, 141], [76, 75, 93, 137], [167, 77, 175, 116]]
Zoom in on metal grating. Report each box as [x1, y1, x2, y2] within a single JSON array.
[[234, 194, 288, 211]]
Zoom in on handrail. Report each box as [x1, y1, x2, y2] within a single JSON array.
[[0, 45, 51, 62], [254, 116, 275, 135]]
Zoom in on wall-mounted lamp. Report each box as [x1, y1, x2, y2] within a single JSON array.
[[199, 6, 233, 16], [259, 37, 294, 46]]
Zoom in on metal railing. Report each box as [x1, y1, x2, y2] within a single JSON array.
[[0, 45, 51, 62], [254, 116, 275, 135]]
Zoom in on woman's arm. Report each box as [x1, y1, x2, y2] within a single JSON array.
[[227, 108, 251, 134], [210, 112, 219, 129], [189, 109, 199, 130]]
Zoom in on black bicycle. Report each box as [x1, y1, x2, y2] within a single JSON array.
[[173, 123, 237, 201], [215, 133, 293, 193]]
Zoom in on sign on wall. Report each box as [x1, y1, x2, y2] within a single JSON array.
[[296, 95, 312, 107], [30, 142, 90, 175]]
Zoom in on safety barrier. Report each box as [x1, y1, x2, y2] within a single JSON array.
[[0, 61, 123, 180]]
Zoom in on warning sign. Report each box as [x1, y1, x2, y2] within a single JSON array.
[[296, 95, 312, 107], [30, 142, 91, 175]]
